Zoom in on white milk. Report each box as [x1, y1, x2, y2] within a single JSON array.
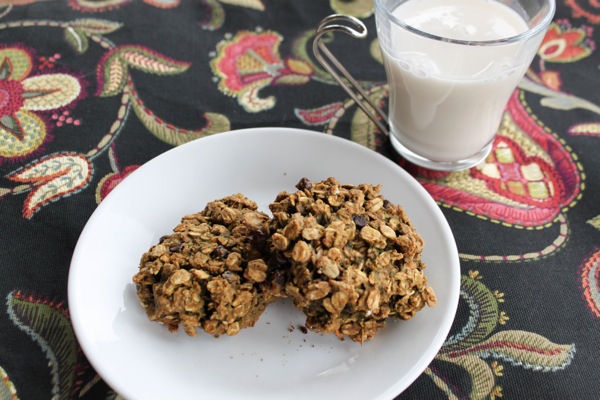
[[380, 0, 531, 162]]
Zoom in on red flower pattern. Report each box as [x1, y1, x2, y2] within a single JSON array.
[[538, 21, 594, 63]]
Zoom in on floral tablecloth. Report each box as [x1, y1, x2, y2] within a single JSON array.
[[0, 1, 598, 399]]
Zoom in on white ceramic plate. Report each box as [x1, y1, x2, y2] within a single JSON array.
[[69, 128, 460, 400]]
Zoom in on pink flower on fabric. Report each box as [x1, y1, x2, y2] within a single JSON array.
[[0, 45, 84, 163], [211, 30, 313, 112]]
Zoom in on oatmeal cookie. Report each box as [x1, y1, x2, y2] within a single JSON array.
[[268, 177, 437, 343], [132, 194, 273, 337]]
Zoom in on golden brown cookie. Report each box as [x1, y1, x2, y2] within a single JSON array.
[[133, 194, 273, 337], [268, 177, 436, 343]]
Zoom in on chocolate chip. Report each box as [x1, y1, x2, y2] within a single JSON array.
[[352, 214, 368, 228], [211, 245, 229, 259], [271, 269, 287, 286], [295, 177, 312, 191], [269, 252, 291, 271], [169, 243, 184, 252], [250, 229, 269, 252]]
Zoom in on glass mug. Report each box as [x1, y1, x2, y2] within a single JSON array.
[[314, 0, 555, 171]]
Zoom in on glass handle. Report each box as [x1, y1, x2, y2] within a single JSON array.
[[312, 14, 389, 136]]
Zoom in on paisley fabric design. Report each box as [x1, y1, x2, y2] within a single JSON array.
[[7, 152, 92, 218], [210, 30, 313, 112], [0, 45, 85, 163], [0, 21, 226, 215]]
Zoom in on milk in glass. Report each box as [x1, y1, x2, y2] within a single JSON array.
[[380, 0, 531, 162]]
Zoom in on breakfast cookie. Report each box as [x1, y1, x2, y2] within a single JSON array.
[[268, 177, 437, 343], [132, 194, 273, 337]]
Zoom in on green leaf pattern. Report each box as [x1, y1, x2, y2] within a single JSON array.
[[96, 45, 191, 98], [6, 292, 79, 400], [431, 274, 575, 399]]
